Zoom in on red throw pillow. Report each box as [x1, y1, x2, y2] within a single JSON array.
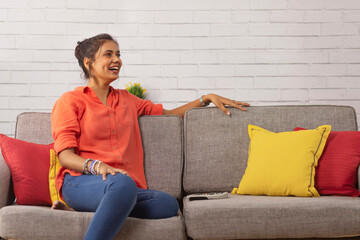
[[294, 128, 360, 197], [0, 134, 53, 205]]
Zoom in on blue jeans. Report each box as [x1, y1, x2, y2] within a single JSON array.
[[62, 173, 179, 240]]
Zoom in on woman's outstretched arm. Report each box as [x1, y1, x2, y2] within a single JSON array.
[[163, 93, 250, 118]]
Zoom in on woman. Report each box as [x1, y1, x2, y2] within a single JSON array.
[[51, 33, 250, 240]]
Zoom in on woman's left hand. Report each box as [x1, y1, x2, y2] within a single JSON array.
[[204, 94, 250, 115]]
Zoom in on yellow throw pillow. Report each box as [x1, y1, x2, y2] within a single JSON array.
[[232, 125, 331, 197], [49, 149, 68, 206]]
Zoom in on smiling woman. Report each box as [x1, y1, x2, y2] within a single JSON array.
[[51, 33, 250, 240]]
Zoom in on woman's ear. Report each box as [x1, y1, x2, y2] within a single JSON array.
[[83, 57, 90, 71]]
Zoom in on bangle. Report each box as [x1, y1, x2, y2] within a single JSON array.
[[200, 95, 209, 107], [83, 159, 92, 175], [97, 161, 102, 175], [90, 160, 99, 175]]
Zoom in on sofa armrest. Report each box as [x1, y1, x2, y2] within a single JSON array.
[[0, 151, 14, 208]]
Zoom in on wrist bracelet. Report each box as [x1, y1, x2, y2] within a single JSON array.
[[83, 159, 92, 175], [97, 161, 102, 175], [90, 160, 99, 175], [200, 95, 209, 107]]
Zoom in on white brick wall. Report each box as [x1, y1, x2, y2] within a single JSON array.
[[1, 0, 360, 136]]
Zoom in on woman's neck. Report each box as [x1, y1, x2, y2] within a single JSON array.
[[88, 79, 110, 105]]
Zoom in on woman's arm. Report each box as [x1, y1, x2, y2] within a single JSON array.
[[163, 93, 250, 117], [59, 148, 128, 180]]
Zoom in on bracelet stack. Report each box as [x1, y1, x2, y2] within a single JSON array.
[[83, 158, 103, 175]]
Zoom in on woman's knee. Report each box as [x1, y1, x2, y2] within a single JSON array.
[[105, 174, 138, 199]]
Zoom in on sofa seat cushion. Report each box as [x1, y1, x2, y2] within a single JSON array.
[[0, 205, 186, 240], [183, 194, 360, 240]]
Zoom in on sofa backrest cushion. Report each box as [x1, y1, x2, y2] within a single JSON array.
[[14, 112, 183, 199], [183, 105, 358, 194]]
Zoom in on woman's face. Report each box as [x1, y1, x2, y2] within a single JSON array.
[[88, 40, 122, 84]]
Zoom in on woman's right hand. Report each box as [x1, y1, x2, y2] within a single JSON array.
[[97, 162, 129, 180]]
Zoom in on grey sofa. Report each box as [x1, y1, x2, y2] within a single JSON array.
[[1, 105, 360, 240]]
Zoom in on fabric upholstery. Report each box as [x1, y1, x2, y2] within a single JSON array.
[[0, 205, 186, 240], [0, 154, 14, 208], [184, 194, 360, 240], [183, 105, 358, 194]]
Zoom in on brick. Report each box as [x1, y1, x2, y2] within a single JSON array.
[[327, 77, 360, 88], [323, 0, 360, 9], [84, 10, 116, 23], [50, 63, 79, 71], [28, 23, 66, 35], [237, 64, 278, 76], [286, 24, 320, 36], [236, 89, 256, 101], [345, 89, 360, 100], [304, 37, 341, 49], [255, 77, 326, 88], [256, 51, 328, 63], [270, 37, 303, 49], [281, 89, 309, 101], [15, 36, 52, 49], [329, 51, 360, 63], [199, 65, 236, 76], [0, 22, 29, 35], [117, 11, 154, 23], [348, 64, 360, 75], [211, 24, 247, 36], [8, 96, 50, 109], [67, 23, 107, 36], [120, 38, 155, 50], [0, 50, 32, 61], [0, 122, 12, 135], [343, 11, 360, 22], [12, 62, 51, 71], [198, 89, 237, 100], [67, 0, 100, 9], [162, 65, 198, 77], [123, 65, 161, 77], [159, 90, 197, 102], [309, 89, 346, 100], [0, 9, 6, 21], [250, 0, 287, 10], [133, 77, 178, 89], [0, 71, 11, 83], [52, 37, 79, 50], [44, 0, 66, 9], [304, 11, 341, 23], [0, 62, 12, 71], [101, 0, 172, 10], [212, 0, 249, 10], [310, 64, 347, 76], [288, 0, 322, 9], [277, 64, 309, 76], [193, 38, 231, 50], [155, 11, 192, 23], [251, 89, 281, 101], [119, 52, 142, 64], [142, 52, 180, 64], [0, 97, 9, 108], [249, 24, 286, 36], [11, 71, 49, 83], [232, 11, 268, 23], [270, 11, 303, 22], [107, 24, 138, 37], [139, 25, 172, 37], [343, 37, 360, 49], [232, 37, 269, 49], [49, 71, 82, 84], [215, 77, 253, 88], [321, 24, 358, 36], [218, 51, 255, 63], [7, 9, 45, 22], [173, 24, 210, 37], [0, 84, 29, 96], [178, 77, 216, 89], [181, 52, 218, 64], [33, 50, 73, 62], [0, 0, 27, 8], [194, 11, 231, 23], [46, 10, 83, 22], [30, 83, 68, 97]]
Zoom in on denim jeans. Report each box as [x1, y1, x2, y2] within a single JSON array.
[[62, 173, 179, 240]]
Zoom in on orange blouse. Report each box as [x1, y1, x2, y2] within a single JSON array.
[[51, 86, 163, 197]]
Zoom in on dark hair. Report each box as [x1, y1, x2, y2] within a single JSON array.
[[74, 33, 118, 79]]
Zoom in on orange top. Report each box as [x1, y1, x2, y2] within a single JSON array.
[[51, 86, 163, 197]]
